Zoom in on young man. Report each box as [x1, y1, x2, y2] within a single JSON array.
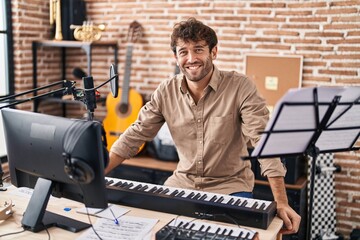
[[106, 17, 300, 234]]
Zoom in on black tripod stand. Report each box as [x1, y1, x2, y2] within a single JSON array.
[[249, 86, 360, 240], [0, 64, 118, 121]]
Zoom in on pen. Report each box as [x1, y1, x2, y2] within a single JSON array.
[[109, 208, 119, 225]]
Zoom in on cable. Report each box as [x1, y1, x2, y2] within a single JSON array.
[[42, 223, 51, 240], [0, 229, 26, 238], [78, 183, 103, 240]]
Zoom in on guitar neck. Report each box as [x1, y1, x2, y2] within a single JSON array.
[[121, 45, 133, 104]]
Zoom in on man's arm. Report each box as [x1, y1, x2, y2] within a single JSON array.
[[105, 151, 126, 175], [267, 176, 301, 235]]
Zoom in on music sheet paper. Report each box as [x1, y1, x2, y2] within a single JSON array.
[[77, 215, 158, 240], [251, 86, 360, 157]]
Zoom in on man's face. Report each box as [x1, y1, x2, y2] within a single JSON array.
[[175, 39, 217, 83]]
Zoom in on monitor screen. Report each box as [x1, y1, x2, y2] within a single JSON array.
[[1, 108, 108, 233]]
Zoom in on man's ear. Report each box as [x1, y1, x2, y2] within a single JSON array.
[[174, 54, 179, 65], [211, 46, 218, 60]]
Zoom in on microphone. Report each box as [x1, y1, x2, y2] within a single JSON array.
[[83, 76, 97, 116], [73, 67, 87, 79]]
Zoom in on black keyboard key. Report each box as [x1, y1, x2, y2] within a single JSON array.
[[170, 190, 179, 196], [199, 194, 207, 201], [209, 196, 217, 202], [186, 192, 195, 199], [227, 198, 235, 205], [234, 199, 242, 206], [176, 190, 186, 197], [193, 193, 202, 200], [216, 196, 224, 203]]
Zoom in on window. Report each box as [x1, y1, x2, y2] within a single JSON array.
[[0, 0, 13, 158], [0, 0, 14, 97]]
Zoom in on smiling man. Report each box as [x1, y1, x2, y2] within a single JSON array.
[[106, 17, 300, 235]]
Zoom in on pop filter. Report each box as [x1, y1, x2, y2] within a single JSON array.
[[110, 64, 119, 98]]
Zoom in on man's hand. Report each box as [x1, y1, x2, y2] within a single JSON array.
[[267, 176, 301, 235], [105, 151, 125, 175], [276, 202, 301, 234]]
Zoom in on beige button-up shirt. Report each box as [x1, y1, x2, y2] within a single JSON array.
[[110, 66, 286, 194]]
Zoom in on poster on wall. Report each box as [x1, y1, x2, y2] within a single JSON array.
[[245, 54, 303, 114]]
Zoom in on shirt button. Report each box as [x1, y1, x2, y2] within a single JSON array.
[[197, 119, 201, 123], [199, 141, 202, 144], [198, 161, 201, 164]]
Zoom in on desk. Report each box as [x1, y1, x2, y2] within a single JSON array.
[[0, 184, 283, 240]]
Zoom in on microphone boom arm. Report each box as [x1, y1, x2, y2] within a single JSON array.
[[0, 80, 76, 110]]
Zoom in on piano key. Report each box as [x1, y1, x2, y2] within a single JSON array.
[[160, 188, 170, 194], [154, 187, 164, 194], [259, 202, 266, 210], [192, 193, 202, 200], [226, 198, 235, 205], [138, 185, 148, 191], [234, 199, 242, 206], [132, 184, 142, 190], [209, 195, 217, 202], [176, 190, 186, 197], [199, 194, 207, 200], [169, 189, 179, 196], [216, 196, 225, 203], [186, 192, 195, 199]]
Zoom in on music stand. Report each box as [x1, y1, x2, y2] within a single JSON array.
[[249, 86, 360, 240]]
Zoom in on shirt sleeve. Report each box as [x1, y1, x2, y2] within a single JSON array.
[[258, 158, 287, 178], [238, 76, 287, 178]]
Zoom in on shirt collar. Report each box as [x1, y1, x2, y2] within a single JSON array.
[[179, 65, 221, 94]]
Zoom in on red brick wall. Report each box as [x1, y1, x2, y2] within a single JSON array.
[[10, 0, 360, 238]]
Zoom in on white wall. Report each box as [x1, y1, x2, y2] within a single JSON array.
[[0, 110, 6, 158]]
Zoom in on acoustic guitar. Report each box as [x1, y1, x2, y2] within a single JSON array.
[[103, 21, 144, 152]]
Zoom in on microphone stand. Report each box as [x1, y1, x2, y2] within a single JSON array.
[[0, 74, 119, 118]]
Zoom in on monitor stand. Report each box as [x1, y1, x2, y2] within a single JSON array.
[[21, 177, 90, 233]]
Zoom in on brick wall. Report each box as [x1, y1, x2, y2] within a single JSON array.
[[10, 0, 360, 238]]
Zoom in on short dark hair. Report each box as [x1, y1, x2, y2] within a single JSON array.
[[170, 17, 218, 54]]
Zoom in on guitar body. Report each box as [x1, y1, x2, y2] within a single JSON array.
[[103, 88, 143, 151]]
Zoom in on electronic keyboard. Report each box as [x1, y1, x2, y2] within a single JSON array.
[[105, 177, 276, 229], [155, 217, 257, 240]]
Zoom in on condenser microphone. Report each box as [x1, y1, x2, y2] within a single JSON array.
[[83, 76, 97, 115], [73, 67, 87, 79]]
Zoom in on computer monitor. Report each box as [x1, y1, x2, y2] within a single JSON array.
[[1, 108, 108, 233]]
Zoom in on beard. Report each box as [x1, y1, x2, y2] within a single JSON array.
[[179, 56, 214, 82]]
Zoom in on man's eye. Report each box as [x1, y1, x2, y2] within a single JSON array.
[[178, 51, 186, 56], [195, 49, 204, 53]]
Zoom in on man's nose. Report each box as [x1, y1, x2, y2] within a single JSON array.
[[187, 51, 197, 63]]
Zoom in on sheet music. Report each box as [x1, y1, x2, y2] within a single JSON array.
[[252, 86, 360, 157], [77, 216, 158, 240]]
